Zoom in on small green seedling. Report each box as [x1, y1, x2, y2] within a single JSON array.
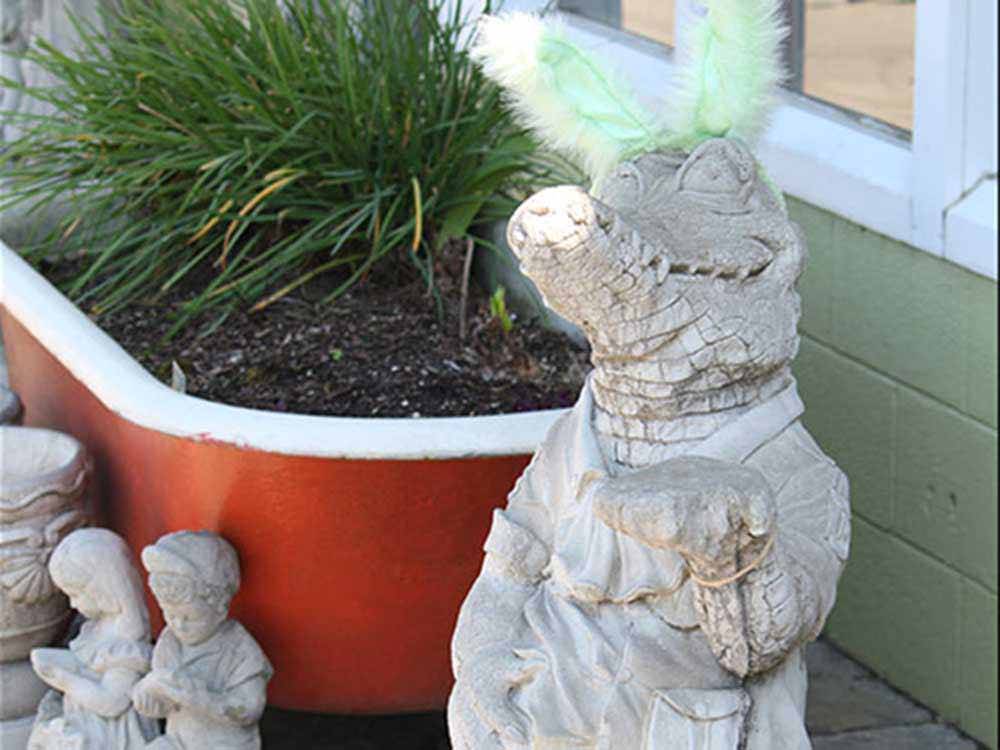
[[490, 286, 514, 335]]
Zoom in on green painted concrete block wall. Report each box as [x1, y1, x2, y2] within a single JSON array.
[[788, 197, 998, 748]]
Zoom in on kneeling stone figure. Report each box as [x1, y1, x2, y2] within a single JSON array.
[[28, 528, 160, 750], [449, 8, 850, 749], [133, 531, 273, 750]]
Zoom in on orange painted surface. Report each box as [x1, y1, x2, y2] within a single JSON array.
[[1, 310, 530, 713]]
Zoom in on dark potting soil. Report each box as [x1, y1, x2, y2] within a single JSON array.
[[260, 707, 451, 750], [41, 246, 591, 418]]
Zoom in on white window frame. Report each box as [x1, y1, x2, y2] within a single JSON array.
[[466, 0, 998, 279]]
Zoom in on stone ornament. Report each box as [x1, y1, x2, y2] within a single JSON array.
[[447, 139, 851, 748], [451, 4, 849, 746], [133, 530, 273, 750], [0, 0, 105, 142], [1, 386, 21, 425], [27, 528, 160, 749], [0, 0, 28, 138], [0, 426, 89, 748]]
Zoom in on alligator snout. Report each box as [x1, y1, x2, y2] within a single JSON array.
[[505, 144, 807, 354], [507, 185, 610, 268]]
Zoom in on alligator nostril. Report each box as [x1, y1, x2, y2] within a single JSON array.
[[567, 199, 590, 225], [508, 223, 527, 249]]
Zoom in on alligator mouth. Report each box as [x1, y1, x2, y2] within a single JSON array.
[[667, 239, 775, 282], [668, 258, 772, 282]]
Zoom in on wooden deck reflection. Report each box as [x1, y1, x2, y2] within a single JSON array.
[[620, 0, 915, 131]]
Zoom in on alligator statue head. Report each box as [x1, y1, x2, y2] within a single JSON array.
[[507, 138, 806, 466], [472, 6, 800, 466]]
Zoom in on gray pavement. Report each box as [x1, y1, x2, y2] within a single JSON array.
[[256, 641, 983, 749], [806, 640, 981, 750], [0, 341, 983, 749]]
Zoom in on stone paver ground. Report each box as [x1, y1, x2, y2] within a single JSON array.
[[0, 344, 983, 749], [805, 641, 982, 750], [258, 640, 983, 749]]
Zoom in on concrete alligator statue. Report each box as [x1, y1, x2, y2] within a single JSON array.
[[448, 4, 851, 749]]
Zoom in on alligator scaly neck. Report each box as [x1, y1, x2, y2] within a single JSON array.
[[589, 359, 793, 469]]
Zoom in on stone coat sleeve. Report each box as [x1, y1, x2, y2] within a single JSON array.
[[479, 415, 565, 584], [694, 423, 851, 677], [449, 416, 563, 677]]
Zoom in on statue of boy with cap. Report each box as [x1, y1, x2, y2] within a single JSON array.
[[131, 531, 273, 750]]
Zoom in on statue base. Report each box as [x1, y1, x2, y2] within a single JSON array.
[[0, 659, 46, 748], [0, 714, 35, 750]]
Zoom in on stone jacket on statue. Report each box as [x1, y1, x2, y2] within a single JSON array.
[[147, 619, 272, 750], [451, 375, 850, 749]]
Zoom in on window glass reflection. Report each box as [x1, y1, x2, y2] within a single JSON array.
[[803, 0, 915, 131]]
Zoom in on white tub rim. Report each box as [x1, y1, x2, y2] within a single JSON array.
[[0, 243, 569, 460]]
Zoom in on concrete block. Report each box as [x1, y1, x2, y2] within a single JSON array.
[[794, 337, 896, 527], [831, 221, 966, 412], [894, 388, 998, 590], [964, 274, 998, 430], [826, 517, 963, 721], [789, 198, 837, 343], [959, 580, 998, 748]]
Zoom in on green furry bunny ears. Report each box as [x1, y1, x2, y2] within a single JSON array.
[[471, 0, 788, 182]]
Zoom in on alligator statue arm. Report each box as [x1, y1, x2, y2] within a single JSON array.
[[595, 446, 850, 678], [692, 451, 850, 677]]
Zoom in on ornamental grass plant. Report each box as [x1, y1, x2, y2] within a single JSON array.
[[0, 0, 570, 335]]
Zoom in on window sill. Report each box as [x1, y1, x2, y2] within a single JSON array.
[[945, 179, 998, 279], [507, 5, 998, 282]]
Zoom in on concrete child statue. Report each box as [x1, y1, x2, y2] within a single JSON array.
[[133, 530, 273, 750], [28, 528, 160, 749], [449, 4, 850, 749]]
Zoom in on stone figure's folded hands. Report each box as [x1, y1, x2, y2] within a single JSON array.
[[152, 669, 208, 708], [132, 671, 181, 718], [30, 647, 92, 687], [592, 456, 775, 574]]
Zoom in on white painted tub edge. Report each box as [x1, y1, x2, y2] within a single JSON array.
[[0, 243, 568, 459]]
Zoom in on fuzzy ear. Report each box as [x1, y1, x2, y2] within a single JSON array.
[[666, 0, 789, 151], [471, 13, 669, 182]]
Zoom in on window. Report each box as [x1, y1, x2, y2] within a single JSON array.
[[563, 1, 916, 132], [506, 0, 996, 278], [621, 0, 675, 47], [800, 0, 915, 133]]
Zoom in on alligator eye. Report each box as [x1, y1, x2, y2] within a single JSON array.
[[677, 148, 746, 195], [594, 162, 643, 210]]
